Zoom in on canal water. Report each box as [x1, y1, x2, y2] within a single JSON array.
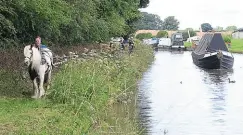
[[138, 50, 243, 135]]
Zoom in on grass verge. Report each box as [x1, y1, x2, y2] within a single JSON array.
[[228, 39, 243, 53], [0, 41, 154, 134]]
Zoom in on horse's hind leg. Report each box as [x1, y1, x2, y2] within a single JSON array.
[[46, 70, 52, 90], [31, 78, 39, 99]]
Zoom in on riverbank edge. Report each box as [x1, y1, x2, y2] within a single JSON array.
[[0, 41, 155, 134]]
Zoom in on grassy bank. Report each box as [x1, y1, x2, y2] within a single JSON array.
[[228, 39, 243, 53], [0, 41, 154, 134], [184, 41, 192, 48], [184, 39, 243, 53]]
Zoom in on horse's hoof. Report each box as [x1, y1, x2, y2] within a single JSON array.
[[39, 94, 45, 98], [31, 95, 39, 99], [39, 91, 45, 98]]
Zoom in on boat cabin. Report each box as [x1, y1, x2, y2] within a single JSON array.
[[170, 33, 184, 48]]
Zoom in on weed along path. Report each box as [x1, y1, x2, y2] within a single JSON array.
[[0, 42, 154, 134]]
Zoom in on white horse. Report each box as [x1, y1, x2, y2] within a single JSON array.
[[24, 44, 53, 98]]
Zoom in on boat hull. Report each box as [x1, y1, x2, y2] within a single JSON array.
[[191, 51, 234, 69]]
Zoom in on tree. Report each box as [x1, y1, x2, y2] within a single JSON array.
[[0, 0, 17, 48], [14, 0, 72, 43], [182, 31, 196, 41], [134, 12, 163, 30], [163, 16, 179, 30], [156, 31, 168, 38], [0, 0, 146, 47], [201, 23, 213, 32], [214, 26, 223, 32], [225, 26, 237, 31], [140, 0, 150, 8], [185, 28, 194, 31]]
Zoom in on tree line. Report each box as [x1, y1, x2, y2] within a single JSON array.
[[134, 12, 238, 32], [0, 0, 150, 48], [134, 12, 239, 40], [200, 23, 237, 32], [134, 12, 180, 30]]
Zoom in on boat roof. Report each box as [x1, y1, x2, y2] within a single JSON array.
[[193, 33, 228, 55]]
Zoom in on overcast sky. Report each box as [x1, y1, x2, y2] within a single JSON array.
[[139, 0, 243, 30]]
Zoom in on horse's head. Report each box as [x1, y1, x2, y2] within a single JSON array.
[[24, 45, 40, 66], [24, 45, 33, 66], [24, 44, 42, 68]]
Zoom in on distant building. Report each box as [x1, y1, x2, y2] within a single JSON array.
[[232, 28, 243, 39]]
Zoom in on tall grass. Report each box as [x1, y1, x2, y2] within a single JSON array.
[[0, 70, 30, 97], [0, 41, 154, 134]]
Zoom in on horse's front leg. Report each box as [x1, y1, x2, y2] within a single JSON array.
[[31, 78, 39, 99], [38, 66, 46, 98]]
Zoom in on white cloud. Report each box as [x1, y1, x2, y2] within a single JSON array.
[[140, 0, 243, 30]]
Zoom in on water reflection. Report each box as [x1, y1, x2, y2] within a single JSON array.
[[203, 69, 233, 134], [155, 48, 184, 54], [138, 69, 154, 134], [138, 50, 243, 135]]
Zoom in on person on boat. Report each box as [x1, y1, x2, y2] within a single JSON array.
[[128, 37, 135, 54], [128, 37, 134, 45], [34, 36, 54, 67], [120, 37, 125, 50]]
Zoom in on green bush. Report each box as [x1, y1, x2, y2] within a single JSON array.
[[156, 31, 168, 38], [136, 33, 152, 40], [223, 36, 231, 43]]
